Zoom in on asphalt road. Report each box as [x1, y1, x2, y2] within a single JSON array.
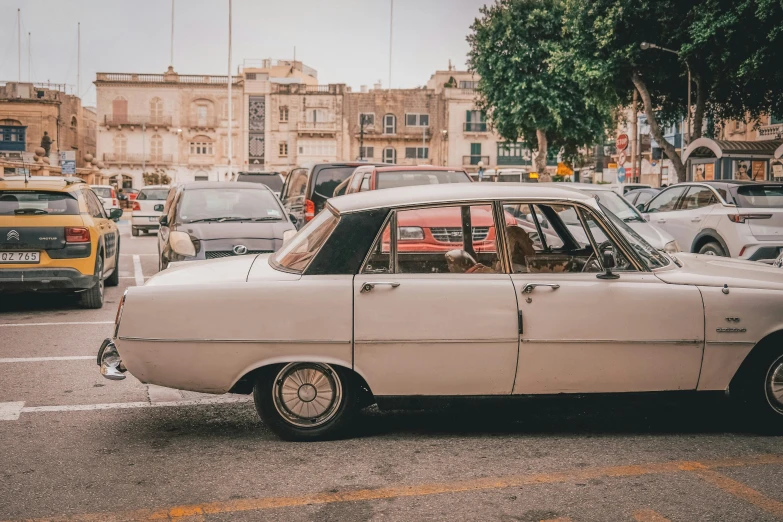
[[1, 219, 783, 521]]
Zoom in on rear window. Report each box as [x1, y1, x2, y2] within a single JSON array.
[[313, 167, 358, 200], [376, 170, 470, 189], [137, 188, 169, 200], [0, 191, 80, 215], [237, 174, 283, 192], [91, 187, 112, 198], [735, 185, 783, 208], [273, 210, 339, 272]]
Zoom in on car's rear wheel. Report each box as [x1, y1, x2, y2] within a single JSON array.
[[698, 241, 726, 256], [79, 255, 104, 309], [253, 362, 356, 441], [131, 227, 139, 237], [733, 347, 783, 433], [105, 240, 120, 287]]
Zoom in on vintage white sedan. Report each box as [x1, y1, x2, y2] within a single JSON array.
[[99, 184, 783, 440]]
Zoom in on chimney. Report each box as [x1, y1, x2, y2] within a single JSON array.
[[360, 85, 368, 93], [373, 80, 382, 90]]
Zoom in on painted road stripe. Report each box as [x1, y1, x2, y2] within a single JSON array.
[[681, 463, 783, 518], [0, 396, 251, 421], [0, 356, 94, 363], [0, 321, 113, 328], [4, 455, 782, 522], [133, 254, 144, 286], [633, 509, 672, 522]]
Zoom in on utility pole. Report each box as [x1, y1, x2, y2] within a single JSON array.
[[27, 32, 30, 82], [77, 23, 81, 97], [17, 9, 21, 82], [422, 126, 426, 163], [388, 0, 393, 90], [630, 89, 638, 185], [170, 0, 175, 66], [142, 122, 146, 179], [359, 115, 366, 160], [227, 0, 233, 181]]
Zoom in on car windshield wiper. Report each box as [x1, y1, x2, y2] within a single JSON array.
[[187, 217, 226, 223], [14, 208, 48, 214], [623, 216, 644, 223], [249, 216, 282, 221]]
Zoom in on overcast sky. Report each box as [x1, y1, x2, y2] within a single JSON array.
[[0, 0, 488, 106]]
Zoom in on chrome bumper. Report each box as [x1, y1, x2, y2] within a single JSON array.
[[97, 338, 126, 380]]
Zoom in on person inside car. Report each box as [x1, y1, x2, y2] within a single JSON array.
[[445, 249, 496, 274]]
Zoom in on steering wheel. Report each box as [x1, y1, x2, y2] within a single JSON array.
[[582, 240, 613, 273]]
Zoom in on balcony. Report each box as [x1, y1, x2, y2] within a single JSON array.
[[188, 117, 218, 131], [759, 123, 783, 139], [96, 72, 241, 85], [463, 155, 489, 166], [463, 122, 488, 133], [104, 115, 173, 128], [297, 121, 338, 135], [271, 84, 345, 95], [103, 153, 173, 165]]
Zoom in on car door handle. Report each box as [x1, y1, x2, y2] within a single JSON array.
[[691, 218, 702, 222], [656, 219, 666, 223], [360, 281, 401, 293], [521, 283, 560, 294]]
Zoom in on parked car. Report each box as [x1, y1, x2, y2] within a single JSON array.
[[567, 183, 678, 252], [280, 162, 386, 228], [100, 183, 783, 440], [131, 185, 169, 236], [235, 171, 285, 199], [625, 187, 661, 211], [334, 165, 472, 196], [157, 182, 296, 270], [118, 187, 139, 201], [1, 176, 122, 308], [642, 181, 783, 260], [89, 185, 120, 213], [616, 182, 652, 194]]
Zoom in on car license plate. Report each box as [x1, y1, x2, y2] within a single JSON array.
[[0, 251, 40, 263], [149, 217, 158, 222]]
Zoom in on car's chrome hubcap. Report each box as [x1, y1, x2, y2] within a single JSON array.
[[704, 251, 717, 256], [766, 357, 783, 414], [273, 363, 342, 428]]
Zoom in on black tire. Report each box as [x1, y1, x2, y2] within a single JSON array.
[[732, 346, 783, 433], [253, 363, 357, 441], [698, 241, 726, 256], [105, 240, 120, 287], [79, 255, 104, 309], [131, 227, 140, 237]]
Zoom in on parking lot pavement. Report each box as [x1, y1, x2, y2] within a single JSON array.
[[2, 221, 783, 521]]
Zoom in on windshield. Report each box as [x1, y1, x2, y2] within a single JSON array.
[[584, 190, 644, 222], [137, 188, 169, 200], [91, 187, 112, 198], [597, 203, 670, 269], [313, 167, 358, 199], [178, 187, 283, 223], [735, 185, 783, 208], [0, 191, 80, 215], [376, 170, 471, 189], [273, 209, 339, 272], [237, 174, 283, 192]]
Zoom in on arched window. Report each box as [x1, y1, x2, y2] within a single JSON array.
[[112, 96, 128, 123], [383, 114, 396, 135], [70, 116, 78, 128], [190, 99, 215, 127], [383, 147, 396, 164], [114, 134, 127, 160], [189, 134, 213, 155], [150, 134, 163, 161], [0, 119, 22, 126], [150, 97, 163, 124]]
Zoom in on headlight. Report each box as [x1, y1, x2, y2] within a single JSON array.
[[398, 226, 424, 240], [282, 229, 297, 245], [664, 240, 680, 253], [169, 231, 197, 257]]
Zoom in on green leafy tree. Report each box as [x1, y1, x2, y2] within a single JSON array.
[[467, 0, 611, 181]]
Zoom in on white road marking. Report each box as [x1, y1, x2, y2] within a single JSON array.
[[0, 356, 93, 363], [133, 254, 144, 286], [0, 321, 113, 328], [0, 397, 251, 420], [147, 384, 184, 402], [0, 402, 24, 421]]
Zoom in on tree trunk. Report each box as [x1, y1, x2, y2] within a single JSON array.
[[535, 128, 552, 182], [692, 74, 705, 141], [631, 73, 687, 183]]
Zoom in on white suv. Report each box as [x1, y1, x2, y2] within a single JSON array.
[[131, 185, 170, 236], [642, 181, 783, 261]]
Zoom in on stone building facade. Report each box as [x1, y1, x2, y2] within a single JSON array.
[[0, 82, 95, 168]]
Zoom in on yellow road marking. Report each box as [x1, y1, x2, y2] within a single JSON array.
[[633, 509, 672, 522], [4, 454, 782, 522], [540, 518, 573, 522], [689, 466, 783, 518]]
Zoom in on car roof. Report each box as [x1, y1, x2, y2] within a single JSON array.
[[180, 181, 271, 190], [562, 182, 616, 191], [138, 185, 170, 190], [90, 184, 113, 187], [0, 176, 85, 191], [329, 183, 594, 213], [371, 166, 467, 173]]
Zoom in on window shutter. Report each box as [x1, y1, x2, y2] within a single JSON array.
[[466, 110, 472, 123], [471, 143, 481, 155]]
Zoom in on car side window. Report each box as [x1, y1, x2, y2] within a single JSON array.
[[85, 190, 105, 219], [362, 220, 392, 274], [162, 187, 176, 214], [636, 192, 653, 207], [645, 186, 687, 213], [286, 169, 308, 199], [359, 173, 371, 192], [679, 186, 716, 210]]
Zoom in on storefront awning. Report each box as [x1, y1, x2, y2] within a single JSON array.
[[683, 138, 783, 162]]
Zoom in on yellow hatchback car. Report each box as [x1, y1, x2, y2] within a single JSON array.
[[0, 176, 122, 308]]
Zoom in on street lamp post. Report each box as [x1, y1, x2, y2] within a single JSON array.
[[640, 42, 692, 147]]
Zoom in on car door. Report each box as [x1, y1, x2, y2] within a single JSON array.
[[644, 185, 688, 245], [84, 189, 118, 273], [502, 201, 704, 394], [353, 203, 520, 396], [665, 185, 719, 251]]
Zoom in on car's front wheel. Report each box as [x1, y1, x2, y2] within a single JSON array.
[[253, 362, 356, 441], [131, 227, 139, 237], [733, 347, 783, 433], [698, 241, 726, 256]]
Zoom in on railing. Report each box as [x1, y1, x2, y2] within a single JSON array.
[[104, 114, 173, 127], [96, 73, 241, 85], [464, 122, 488, 132], [272, 83, 344, 95], [188, 117, 218, 129], [103, 153, 173, 165], [759, 124, 783, 138], [297, 121, 338, 132], [463, 155, 490, 166]]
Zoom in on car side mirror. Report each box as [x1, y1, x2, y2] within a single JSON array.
[[289, 213, 297, 224], [109, 208, 123, 222], [159, 214, 169, 227], [154, 204, 164, 212], [636, 203, 645, 212], [597, 246, 620, 280]]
